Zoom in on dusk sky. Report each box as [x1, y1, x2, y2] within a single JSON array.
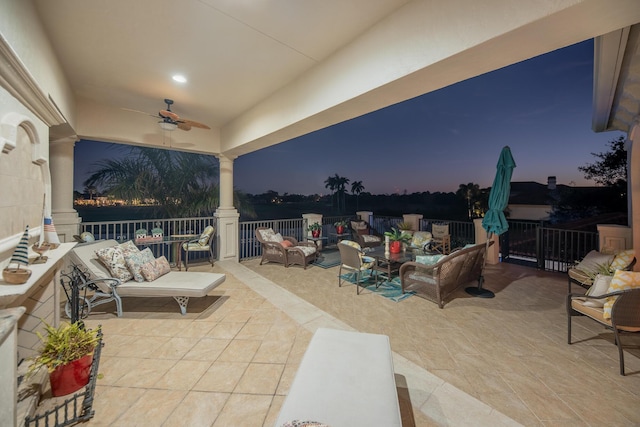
[[74, 39, 623, 196]]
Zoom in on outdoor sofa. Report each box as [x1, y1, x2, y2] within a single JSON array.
[[399, 242, 492, 308], [67, 239, 226, 316]]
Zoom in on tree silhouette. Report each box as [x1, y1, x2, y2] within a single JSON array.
[[84, 147, 254, 218], [578, 135, 627, 189], [351, 180, 364, 211], [456, 182, 481, 219]]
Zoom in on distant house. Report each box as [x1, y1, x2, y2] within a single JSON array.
[[508, 179, 557, 221]]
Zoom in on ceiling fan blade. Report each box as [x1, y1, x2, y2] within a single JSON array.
[[177, 122, 192, 131], [159, 109, 179, 121], [121, 107, 160, 118], [178, 118, 210, 130]]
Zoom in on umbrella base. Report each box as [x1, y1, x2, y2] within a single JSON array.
[[465, 287, 495, 298]]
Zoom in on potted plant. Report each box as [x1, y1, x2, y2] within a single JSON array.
[[28, 321, 101, 397], [308, 222, 322, 238], [384, 227, 412, 253], [334, 220, 349, 235]]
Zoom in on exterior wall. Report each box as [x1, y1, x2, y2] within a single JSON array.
[[507, 204, 551, 221]]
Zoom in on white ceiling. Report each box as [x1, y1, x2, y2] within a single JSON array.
[[34, 0, 409, 129]]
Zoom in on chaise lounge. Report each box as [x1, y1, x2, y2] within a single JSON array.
[[67, 239, 226, 316]]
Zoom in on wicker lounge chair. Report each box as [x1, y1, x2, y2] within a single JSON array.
[[567, 285, 640, 375], [255, 227, 317, 269], [349, 220, 383, 248]]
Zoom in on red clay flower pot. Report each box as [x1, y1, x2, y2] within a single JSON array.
[[389, 241, 402, 253], [335, 226, 345, 234], [311, 229, 321, 238], [49, 353, 93, 397]]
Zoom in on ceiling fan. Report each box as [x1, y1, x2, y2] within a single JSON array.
[[124, 99, 210, 132]]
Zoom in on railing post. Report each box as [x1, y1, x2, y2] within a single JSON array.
[[536, 226, 544, 270]]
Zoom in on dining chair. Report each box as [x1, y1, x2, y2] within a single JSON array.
[[431, 223, 451, 254], [181, 225, 215, 270]]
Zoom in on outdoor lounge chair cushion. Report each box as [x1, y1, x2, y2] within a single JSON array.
[[410, 231, 432, 249], [415, 254, 443, 266], [198, 225, 215, 245], [603, 270, 640, 319]]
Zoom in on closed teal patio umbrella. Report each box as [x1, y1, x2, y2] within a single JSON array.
[[466, 146, 516, 298]]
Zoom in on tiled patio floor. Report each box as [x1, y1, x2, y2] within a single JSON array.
[[79, 259, 640, 426]]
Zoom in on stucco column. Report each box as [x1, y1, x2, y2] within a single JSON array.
[[628, 118, 640, 270], [50, 137, 80, 242], [474, 218, 499, 264], [214, 154, 239, 261]]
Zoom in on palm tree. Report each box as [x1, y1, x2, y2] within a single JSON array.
[[351, 180, 364, 211], [324, 175, 338, 209], [456, 182, 481, 219], [328, 174, 349, 212], [84, 147, 254, 218]]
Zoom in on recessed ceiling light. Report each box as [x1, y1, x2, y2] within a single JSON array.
[[172, 74, 187, 83]]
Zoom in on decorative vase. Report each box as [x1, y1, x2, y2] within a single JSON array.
[[335, 225, 345, 234], [49, 353, 93, 397], [2, 267, 32, 284], [311, 229, 321, 238], [389, 241, 402, 254]]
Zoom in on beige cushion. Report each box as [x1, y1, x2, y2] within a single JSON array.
[[125, 247, 155, 282], [575, 250, 614, 275], [582, 274, 613, 307]]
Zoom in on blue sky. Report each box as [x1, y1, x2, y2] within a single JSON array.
[[75, 39, 622, 196]]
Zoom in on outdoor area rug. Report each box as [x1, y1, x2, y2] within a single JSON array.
[[313, 249, 341, 269], [339, 270, 415, 302]]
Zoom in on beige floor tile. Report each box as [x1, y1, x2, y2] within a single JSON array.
[[275, 363, 299, 396], [153, 336, 200, 359], [264, 395, 286, 427], [87, 386, 146, 426], [193, 361, 249, 392], [112, 389, 187, 426], [183, 337, 230, 361], [212, 393, 273, 427], [236, 322, 273, 340], [253, 340, 293, 364], [208, 322, 245, 339], [153, 359, 212, 390], [164, 390, 230, 427], [114, 358, 177, 388], [234, 362, 284, 394], [217, 339, 261, 362]]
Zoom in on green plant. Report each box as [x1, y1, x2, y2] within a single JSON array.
[[334, 220, 349, 228], [384, 227, 412, 244], [396, 222, 412, 231], [582, 262, 615, 280], [307, 222, 322, 232], [28, 321, 100, 375]]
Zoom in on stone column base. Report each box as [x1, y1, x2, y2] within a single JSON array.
[[52, 210, 81, 243]]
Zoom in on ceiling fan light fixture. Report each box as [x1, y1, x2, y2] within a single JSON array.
[[159, 121, 177, 131]]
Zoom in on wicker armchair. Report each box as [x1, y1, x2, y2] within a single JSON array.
[[255, 227, 317, 269], [567, 287, 640, 375], [349, 220, 383, 248]]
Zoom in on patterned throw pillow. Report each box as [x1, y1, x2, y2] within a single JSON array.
[[611, 249, 635, 270], [95, 245, 133, 282], [140, 256, 171, 281], [603, 270, 640, 319], [198, 225, 215, 246], [125, 248, 156, 282]]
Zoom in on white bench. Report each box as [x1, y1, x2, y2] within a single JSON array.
[[275, 328, 401, 427], [67, 239, 225, 316]]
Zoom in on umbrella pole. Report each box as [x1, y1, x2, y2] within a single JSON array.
[[465, 232, 495, 298]]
